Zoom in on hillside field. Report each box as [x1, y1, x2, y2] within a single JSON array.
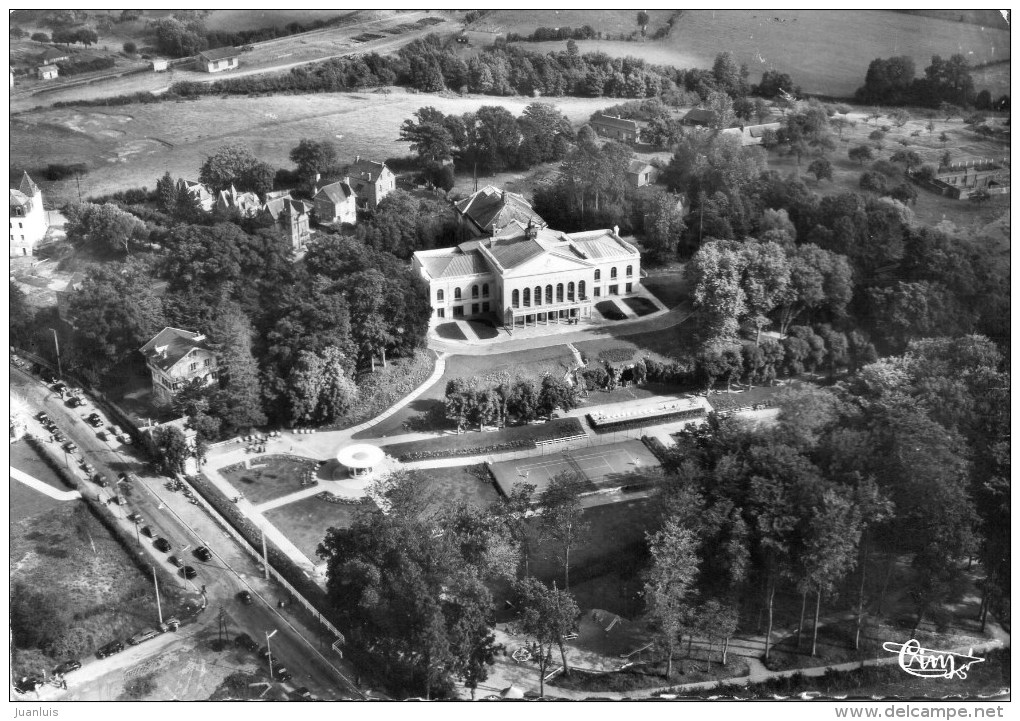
[[467, 9, 674, 38], [511, 9, 1010, 98], [10, 91, 632, 206]]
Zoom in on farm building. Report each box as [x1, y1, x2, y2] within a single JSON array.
[[347, 158, 395, 209], [313, 180, 358, 225], [682, 108, 719, 127], [263, 191, 314, 250], [412, 220, 642, 330], [38, 48, 69, 64], [9, 172, 48, 257], [197, 47, 239, 73], [930, 159, 1010, 199], [140, 327, 219, 405], [151, 59, 169, 72], [37, 64, 59, 80], [626, 160, 657, 188], [590, 114, 643, 144], [454, 185, 546, 240], [721, 122, 782, 146]]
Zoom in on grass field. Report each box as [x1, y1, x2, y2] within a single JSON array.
[[11, 91, 634, 207], [381, 416, 586, 459], [221, 454, 318, 505], [513, 10, 1011, 98], [576, 324, 698, 367], [467, 9, 674, 38], [11, 439, 74, 491], [412, 464, 502, 510], [264, 495, 374, 561], [201, 9, 356, 32]]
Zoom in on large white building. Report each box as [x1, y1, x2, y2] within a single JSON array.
[[9, 172, 48, 257], [412, 220, 641, 330]]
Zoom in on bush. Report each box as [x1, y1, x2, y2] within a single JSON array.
[[396, 439, 533, 462], [56, 56, 116, 76], [123, 41, 136, 54], [588, 406, 705, 433], [44, 162, 89, 181], [859, 170, 888, 193], [31, 32, 50, 42]]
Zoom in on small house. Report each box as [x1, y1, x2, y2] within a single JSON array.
[[347, 158, 395, 210], [590, 114, 643, 144], [151, 59, 169, 72], [37, 64, 59, 81], [313, 180, 358, 225], [140, 327, 219, 405], [197, 47, 238, 73], [183, 180, 214, 212], [38, 48, 69, 64], [263, 192, 313, 250], [626, 160, 657, 188]]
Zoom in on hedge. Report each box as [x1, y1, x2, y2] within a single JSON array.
[[641, 435, 671, 465], [588, 406, 706, 433], [397, 439, 533, 462]]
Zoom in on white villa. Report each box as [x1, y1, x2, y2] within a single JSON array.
[[9, 172, 48, 257], [412, 220, 641, 330]]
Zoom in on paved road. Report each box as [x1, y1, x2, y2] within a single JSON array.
[[12, 366, 364, 701]]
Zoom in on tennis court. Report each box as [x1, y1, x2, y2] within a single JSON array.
[[489, 439, 660, 498]]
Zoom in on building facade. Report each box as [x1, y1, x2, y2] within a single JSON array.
[[313, 179, 358, 225], [37, 64, 59, 80], [197, 47, 238, 73], [590, 114, 643, 143], [263, 192, 313, 249], [140, 327, 219, 405], [626, 160, 657, 188], [412, 221, 641, 330], [347, 158, 395, 209], [10, 172, 48, 256]]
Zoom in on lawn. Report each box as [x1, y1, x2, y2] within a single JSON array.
[[513, 10, 1011, 97], [576, 325, 699, 367], [264, 495, 375, 562], [10, 479, 66, 520], [381, 417, 586, 460], [11, 502, 180, 677], [467, 9, 675, 37], [221, 454, 319, 505], [435, 322, 468, 341], [201, 9, 355, 31], [358, 344, 575, 439], [623, 296, 658, 317], [12, 91, 643, 207], [705, 383, 792, 412], [641, 271, 687, 309], [413, 464, 502, 510], [10, 439, 75, 491], [596, 300, 627, 321]]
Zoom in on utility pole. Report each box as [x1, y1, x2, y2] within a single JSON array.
[[261, 527, 269, 580], [49, 328, 62, 379], [265, 629, 278, 680], [74, 170, 82, 203], [153, 567, 163, 625]]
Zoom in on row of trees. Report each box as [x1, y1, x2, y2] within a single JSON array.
[[856, 53, 1003, 109], [444, 374, 580, 431]]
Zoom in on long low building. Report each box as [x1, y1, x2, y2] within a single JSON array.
[[412, 220, 641, 330]]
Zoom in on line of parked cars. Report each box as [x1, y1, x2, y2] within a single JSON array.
[[94, 617, 181, 661]]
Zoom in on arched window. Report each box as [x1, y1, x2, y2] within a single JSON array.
[[471, 285, 479, 298], [626, 265, 633, 277], [523, 287, 531, 306], [545, 285, 553, 304], [567, 282, 575, 301], [437, 289, 444, 302], [556, 283, 564, 303], [578, 280, 586, 299], [534, 286, 542, 305], [482, 283, 489, 296], [512, 289, 519, 308], [594, 269, 601, 281], [454, 287, 462, 300], [610, 267, 618, 279]]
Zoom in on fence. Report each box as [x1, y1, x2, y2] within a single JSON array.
[[535, 433, 587, 447]]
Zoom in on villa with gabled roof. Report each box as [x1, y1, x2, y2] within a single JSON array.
[[412, 220, 641, 330], [140, 327, 219, 405], [10, 171, 48, 257], [453, 185, 546, 239]]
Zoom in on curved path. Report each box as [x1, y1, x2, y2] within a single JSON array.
[[10, 467, 82, 501]]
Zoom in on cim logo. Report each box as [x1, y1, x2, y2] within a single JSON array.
[[882, 639, 984, 680]]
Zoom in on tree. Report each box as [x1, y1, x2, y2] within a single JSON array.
[[807, 157, 833, 182], [123, 40, 137, 53], [859, 170, 888, 194], [890, 109, 910, 127], [643, 191, 685, 262], [636, 11, 650, 30], [515, 577, 580, 696], [287, 346, 357, 425], [687, 241, 746, 341], [537, 472, 590, 591], [644, 518, 700, 678], [152, 424, 190, 476], [487, 481, 535, 576], [697, 599, 739, 665], [209, 304, 266, 435], [739, 240, 792, 345], [63, 202, 148, 254], [537, 375, 578, 419], [199, 144, 262, 194], [289, 138, 341, 189], [848, 145, 873, 166], [890, 149, 922, 169]]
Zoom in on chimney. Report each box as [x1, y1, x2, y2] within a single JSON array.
[[525, 220, 538, 240], [501, 189, 506, 202], [613, 225, 620, 236], [356, 155, 360, 163]]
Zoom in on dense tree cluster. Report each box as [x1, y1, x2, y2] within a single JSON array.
[[443, 373, 579, 431], [856, 53, 1001, 108]]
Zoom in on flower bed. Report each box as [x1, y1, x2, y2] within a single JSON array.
[[596, 300, 627, 321], [396, 439, 533, 462]]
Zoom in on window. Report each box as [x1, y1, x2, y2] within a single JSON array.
[[556, 284, 564, 303], [189, 362, 198, 372], [523, 287, 531, 306], [567, 282, 575, 301], [482, 302, 490, 313], [437, 308, 445, 318], [610, 267, 618, 279], [204, 358, 212, 367], [454, 287, 462, 300], [594, 287, 601, 298], [545, 285, 553, 304], [578, 280, 586, 299], [472, 303, 479, 315], [437, 289, 444, 302], [534, 286, 542, 306], [482, 283, 489, 297], [18, 222, 22, 229], [471, 285, 479, 299], [626, 265, 633, 277], [626, 282, 633, 293], [512, 289, 520, 308], [609, 284, 618, 295], [594, 269, 601, 281], [453, 306, 464, 318]]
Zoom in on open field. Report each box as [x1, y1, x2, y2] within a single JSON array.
[[413, 464, 502, 510], [221, 454, 319, 505], [11, 439, 75, 491], [202, 9, 355, 32], [642, 271, 688, 309], [512, 10, 1010, 98], [467, 9, 675, 38], [381, 417, 586, 459], [12, 92, 638, 207], [264, 496, 374, 561], [575, 324, 699, 367]]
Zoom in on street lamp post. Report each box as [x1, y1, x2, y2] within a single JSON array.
[[49, 328, 62, 379], [265, 629, 278, 680]]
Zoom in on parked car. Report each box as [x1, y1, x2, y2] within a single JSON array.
[[127, 512, 144, 524], [292, 687, 313, 700], [127, 629, 160, 646], [153, 538, 172, 552], [95, 640, 124, 659], [97, 430, 108, 441], [235, 634, 259, 652], [237, 590, 253, 605], [194, 546, 212, 562], [119, 434, 133, 445], [140, 526, 154, 538], [37, 412, 49, 422], [53, 659, 82, 676], [86, 413, 103, 427], [273, 666, 292, 682], [13, 676, 42, 694], [94, 474, 110, 487], [181, 566, 198, 580], [68, 396, 84, 408], [111, 425, 124, 437], [167, 555, 183, 568], [53, 381, 67, 393], [159, 618, 180, 632]]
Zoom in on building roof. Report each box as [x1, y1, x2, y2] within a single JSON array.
[[38, 48, 68, 62], [590, 114, 641, 132], [568, 229, 639, 261], [263, 195, 312, 220], [9, 190, 31, 209], [627, 159, 654, 176], [217, 186, 260, 215], [38, 64, 59, 73], [19, 172, 40, 197], [683, 108, 718, 125], [139, 327, 215, 373], [348, 159, 389, 183], [198, 46, 238, 62], [417, 249, 491, 279], [454, 185, 546, 236], [314, 180, 355, 205]]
